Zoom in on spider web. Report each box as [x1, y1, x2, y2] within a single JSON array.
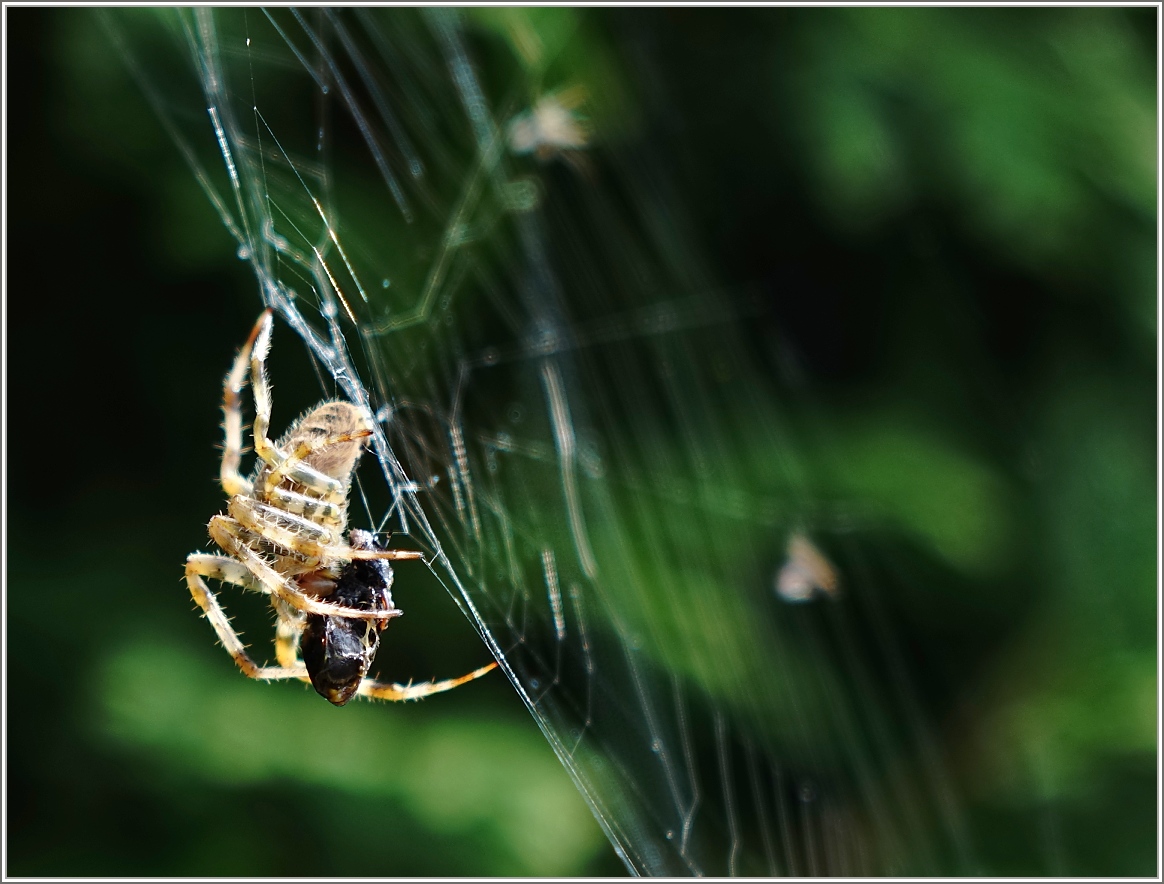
[[103, 8, 978, 875]]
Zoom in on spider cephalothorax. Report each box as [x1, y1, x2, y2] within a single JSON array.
[[185, 309, 496, 703]]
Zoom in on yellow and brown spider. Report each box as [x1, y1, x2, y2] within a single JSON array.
[[185, 309, 496, 705]]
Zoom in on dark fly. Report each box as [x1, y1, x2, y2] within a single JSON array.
[[301, 529, 400, 706]]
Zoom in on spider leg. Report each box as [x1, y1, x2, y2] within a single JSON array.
[[228, 496, 334, 565], [223, 312, 357, 500], [244, 313, 355, 497], [208, 515, 402, 622], [259, 484, 347, 528], [337, 546, 426, 562], [220, 311, 270, 498], [246, 309, 333, 493], [186, 553, 308, 681], [248, 309, 284, 471], [356, 661, 498, 702], [229, 496, 425, 565], [273, 598, 307, 671], [286, 537, 426, 562]]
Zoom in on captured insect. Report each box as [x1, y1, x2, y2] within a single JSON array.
[[185, 309, 497, 705], [507, 86, 591, 163], [775, 531, 841, 603]]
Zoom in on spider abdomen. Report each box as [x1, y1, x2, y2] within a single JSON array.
[[271, 400, 372, 486], [244, 400, 373, 566]]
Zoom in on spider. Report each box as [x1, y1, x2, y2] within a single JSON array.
[[185, 309, 496, 705]]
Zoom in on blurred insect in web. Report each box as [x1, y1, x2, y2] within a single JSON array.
[[185, 309, 497, 705], [507, 86, 593, 176], [775, 531, 841, 604]]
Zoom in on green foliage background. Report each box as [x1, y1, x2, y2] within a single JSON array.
[[6, 7, 1157, 876]]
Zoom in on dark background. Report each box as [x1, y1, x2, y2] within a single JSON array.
[[6, 7, 1157, 876]]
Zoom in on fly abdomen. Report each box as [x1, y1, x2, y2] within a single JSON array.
[[301, 530, 399, 706]]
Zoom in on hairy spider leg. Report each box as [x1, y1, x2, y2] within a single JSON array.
[[220, 309, 351, 502], [273, 598, 306, 670], [244, 314, 365, 497], [207, 515, 402, 621], [256, 482, 347, 527], [186, 553, 309, 681], [243, 310, 344, 492], [247, 309, 281, 469], [344, 547, 427, 562], [357, 661, 500, 702], [228, 496, 426, 568], [227, 496, 338, 546], [219, 310, 270, 498]]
